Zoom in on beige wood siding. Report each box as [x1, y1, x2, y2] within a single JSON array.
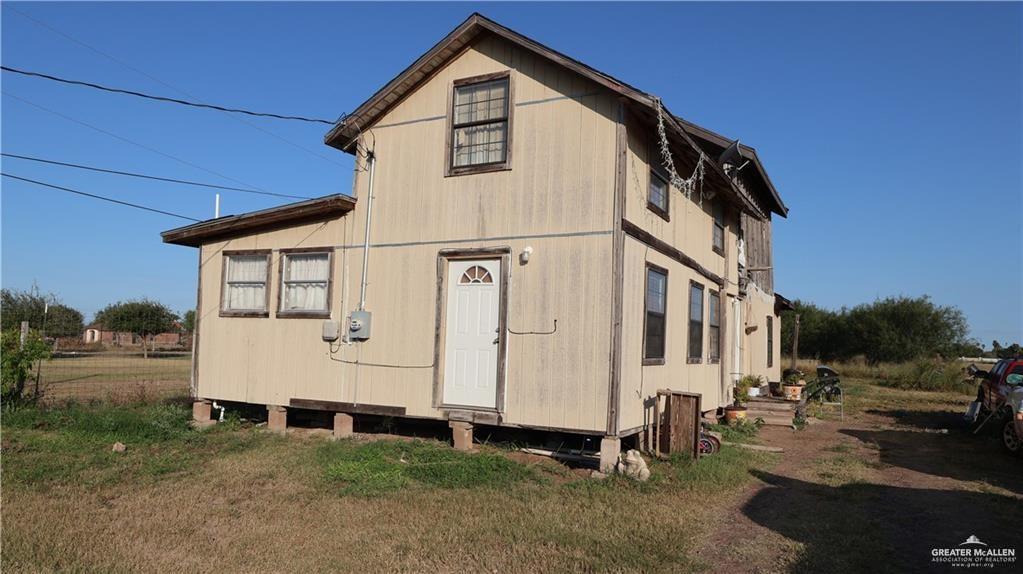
[[741, 285, 782, 384], [196, 218, 350, 406], [615, 113, 745, 431], [195, 33, 618, 434], [617, 236, 734, 432]]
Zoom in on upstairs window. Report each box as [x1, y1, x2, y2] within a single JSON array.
[[648, 170, 669, 220], [688, 282, 704, 363], [221, 251, 271, 316], [449, 73, 511, 174], [644, 265, 668, 364], [708, 290, 721, 362], [279, 250, 332, 316], [713, 202, 725, 255]]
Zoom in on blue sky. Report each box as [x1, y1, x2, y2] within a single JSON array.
[[2, 2, 1021, 345]]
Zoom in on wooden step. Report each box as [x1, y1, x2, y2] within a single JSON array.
[[749, 414, 796, 428], [747, 398, 797, 413]]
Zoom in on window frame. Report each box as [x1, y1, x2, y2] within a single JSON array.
[[647, 169, 670, 221], [220, 249, 272, 318], [445, 71, 514, 177], [276, 247, 334, 319], [688, 281, 705, 364], [712, 202, 726, 256], [642, 263, 669, 366], [767, 315, 775, 368], [708, 290, 721, 363]]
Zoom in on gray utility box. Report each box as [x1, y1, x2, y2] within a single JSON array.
[[349, 310, 372, 341], [321, 320, 340, 342]]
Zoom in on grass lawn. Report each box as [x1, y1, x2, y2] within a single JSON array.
[[4, 375, 1018, 573], [1, 401, 777, 573]]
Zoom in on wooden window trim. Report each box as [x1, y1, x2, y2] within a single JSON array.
[[712, 202, 726, 257], [647, 170, 670, 222], [276, 247, 334, 319], [708, 290, 721, 363], [687, 280, 704, 363], [220, 249, 271, 318], [642, 262, 668, 366], [444, 70, 514, 177]]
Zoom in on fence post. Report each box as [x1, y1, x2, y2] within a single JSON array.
[[20, 321, 29, 349], [790, 314, 800, 370]]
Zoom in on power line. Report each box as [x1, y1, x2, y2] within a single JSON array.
[[2, 172, 201, 222], [2, 65, 337, 125], [1, 152, 311, 200], [3, 4, 348, 168], [3, 90, 275, 194]]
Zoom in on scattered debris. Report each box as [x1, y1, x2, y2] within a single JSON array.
[[616, 449, 650, 481], [111, 442, 127, 453], [722, 441, 784, 453], [518, 447, 599, 465]]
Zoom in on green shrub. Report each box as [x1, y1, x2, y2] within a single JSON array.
[[879, 359, 972, 393], [1, 328, 50, 403]]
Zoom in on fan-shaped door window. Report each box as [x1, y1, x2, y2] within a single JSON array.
[[460, 265, 493, 285]]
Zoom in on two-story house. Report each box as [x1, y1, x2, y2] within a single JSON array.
[[162, 13, 789, 471]]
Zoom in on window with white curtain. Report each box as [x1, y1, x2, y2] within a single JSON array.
[[222, 253, 270, 315], [449, 73, 511, 172], [279, 251, 331, 315]]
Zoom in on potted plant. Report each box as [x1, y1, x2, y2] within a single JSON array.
[[782, 371, 803, 402], [725, 375, 761, 424]]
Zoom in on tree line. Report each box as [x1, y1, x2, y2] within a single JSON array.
[[781, 295, 1018, 364], [1, 287, 194, 342]]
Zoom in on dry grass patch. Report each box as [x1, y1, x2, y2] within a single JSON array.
[[2, 402, 778, 573]]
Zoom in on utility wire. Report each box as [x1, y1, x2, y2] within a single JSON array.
[[2, 65, 336, 125], [2, 172, 201, 222], [3, 90, 274, 195], [1, 152, 311, 200], [3, 5, 348, 168]]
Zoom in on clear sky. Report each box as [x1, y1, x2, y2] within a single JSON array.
[[2, 2, 1021, 345]]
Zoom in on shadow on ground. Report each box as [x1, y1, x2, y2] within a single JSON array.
[[743, 471, 1020, 573], [844, 410, 1022, 493]]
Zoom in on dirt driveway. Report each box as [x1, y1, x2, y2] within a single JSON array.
[[695, 383, 1022, 573]]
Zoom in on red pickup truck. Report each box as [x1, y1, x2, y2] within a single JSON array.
[[974, 357, 1023, 455]]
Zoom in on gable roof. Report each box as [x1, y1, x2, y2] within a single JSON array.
[[161, 194, 355, 247], [325, 12, 787, 218]]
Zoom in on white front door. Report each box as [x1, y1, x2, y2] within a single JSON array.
[[443, 258, 501, 409]]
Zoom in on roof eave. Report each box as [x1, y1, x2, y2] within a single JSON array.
[[325, 12, 658, 154], [161, 194, 356, 247]]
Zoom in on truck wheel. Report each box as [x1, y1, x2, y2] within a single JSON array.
[[1003, 420, 1022, 456]]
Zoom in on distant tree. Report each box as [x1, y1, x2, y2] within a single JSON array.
[[992, 340, 1023, 359], [846, 296, 968, 363], [781, 295, 971, 364], [94, 300, 177, 358], [781, 300, 852, 362], [181, 309, 196, 334], [1, 288, 85, 338]]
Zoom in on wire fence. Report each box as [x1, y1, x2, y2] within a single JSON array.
[[38, 349, 191, 404]]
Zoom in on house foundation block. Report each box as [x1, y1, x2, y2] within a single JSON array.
[[192, 400, 214, 428], [333, 413, 354, 439], [449, 421, 474, 451], [267, 405, 287, 434], [599, 436, 621, 474]]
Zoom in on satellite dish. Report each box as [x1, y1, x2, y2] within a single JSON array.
[[718, 139, 744, 168]]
